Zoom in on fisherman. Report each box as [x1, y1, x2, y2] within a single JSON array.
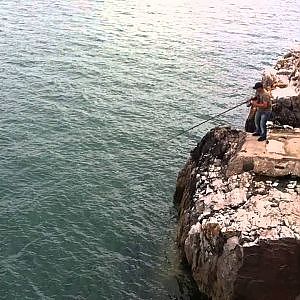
[[250, 82, 272, 141]]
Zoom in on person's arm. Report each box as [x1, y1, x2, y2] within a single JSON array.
[[246, 96, 257, 107]]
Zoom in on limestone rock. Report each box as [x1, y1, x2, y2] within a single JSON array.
[[227, 129, 300, 177], [270, 49, 300, 125], [174, 127, 300, 300], [246, 48, 300, 131]]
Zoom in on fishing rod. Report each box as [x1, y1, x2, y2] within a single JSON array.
[[164, 99, 249, 144]]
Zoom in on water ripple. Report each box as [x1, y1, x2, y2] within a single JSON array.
[[0, 0, 299, 299]]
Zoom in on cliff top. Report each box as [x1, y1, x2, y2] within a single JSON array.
[[227, 128, 300, 177]]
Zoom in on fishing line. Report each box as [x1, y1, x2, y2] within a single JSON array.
[[162, 99, 249, 144], [134, 99, 250, 185]]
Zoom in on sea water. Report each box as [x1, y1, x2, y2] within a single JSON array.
[[0, 0, 299, 299]]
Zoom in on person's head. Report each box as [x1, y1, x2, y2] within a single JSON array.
[[253, 82, 264, 93]]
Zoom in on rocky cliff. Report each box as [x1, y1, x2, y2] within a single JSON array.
[[174, 48, 300, 300], [264, 46, 300, 127]]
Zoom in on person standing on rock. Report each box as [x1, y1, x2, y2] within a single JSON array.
[[251, 82, 272, 141]]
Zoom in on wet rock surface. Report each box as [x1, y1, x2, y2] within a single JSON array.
[[174, 127, 300, 300]]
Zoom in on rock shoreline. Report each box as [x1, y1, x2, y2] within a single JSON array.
[[264, 47, 300, 127], [174, 48, 300, 300]]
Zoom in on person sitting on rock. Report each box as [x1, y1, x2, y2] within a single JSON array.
[[251, 82, 272, 141]]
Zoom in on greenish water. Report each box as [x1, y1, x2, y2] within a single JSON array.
[[0, 0, 299, 299]]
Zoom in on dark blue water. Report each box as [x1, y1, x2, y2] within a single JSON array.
[[1, 0, 299, 299]]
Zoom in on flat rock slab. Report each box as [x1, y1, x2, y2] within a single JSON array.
[[227, 129, 300, 177]]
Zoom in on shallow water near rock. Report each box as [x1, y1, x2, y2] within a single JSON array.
[[0, 0, 300, 299]]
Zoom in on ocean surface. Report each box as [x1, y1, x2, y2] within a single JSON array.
[[0, 0, 299, 299]]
